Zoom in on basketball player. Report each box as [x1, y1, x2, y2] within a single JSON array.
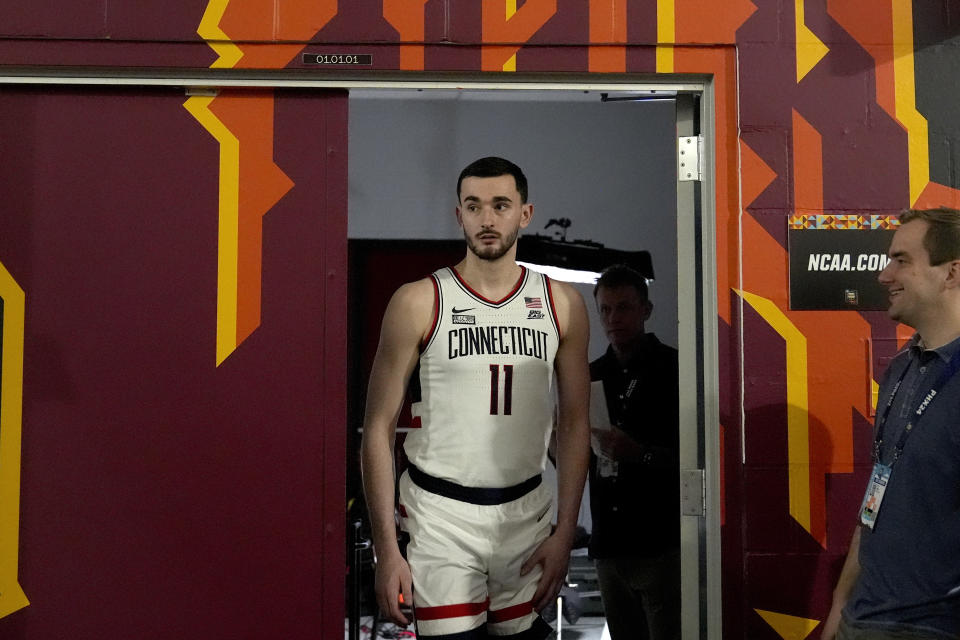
[[361, 157, 591, 639]]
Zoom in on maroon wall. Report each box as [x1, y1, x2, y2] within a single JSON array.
[[0, 85, 347, 638]]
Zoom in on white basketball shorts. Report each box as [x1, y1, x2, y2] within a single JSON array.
[[398, 468, 555, 639]]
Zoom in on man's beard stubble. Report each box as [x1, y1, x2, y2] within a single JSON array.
[[465, 226, 519, 261]]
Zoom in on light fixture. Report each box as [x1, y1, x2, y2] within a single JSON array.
[[516, 219, 653, 285], [517, 261, 600, 284]]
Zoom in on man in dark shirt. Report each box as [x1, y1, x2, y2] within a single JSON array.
[[822, 208, 960, 640], [588, 264, 680, 640]]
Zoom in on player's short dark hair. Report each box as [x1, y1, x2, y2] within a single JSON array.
[[899, 207, 960, 265], [594, 264, 649, 301], [457, 157, 528, 204]]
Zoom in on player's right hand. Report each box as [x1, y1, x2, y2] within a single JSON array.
[[375, 551, 414, 626]]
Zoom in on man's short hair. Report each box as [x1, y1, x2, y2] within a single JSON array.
[[457, 157, 528, 204], [900, 207, 960, 265], [594, 264, 649, 301]]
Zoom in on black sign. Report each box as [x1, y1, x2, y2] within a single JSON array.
[[302, 53, 372, 66], [789, 228, 895, 310]]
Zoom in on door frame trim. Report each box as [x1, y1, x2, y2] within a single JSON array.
[[0, 67, 707, 91]]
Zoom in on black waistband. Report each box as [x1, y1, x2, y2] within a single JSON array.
[[407, 465, 542, 505]]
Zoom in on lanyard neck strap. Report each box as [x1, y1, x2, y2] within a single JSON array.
[[874, 348, 960, 464]]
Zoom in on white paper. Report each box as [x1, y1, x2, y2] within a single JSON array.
[[589, 380, 612, 431]]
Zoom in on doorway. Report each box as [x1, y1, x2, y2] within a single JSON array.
[[345, 83, 719, 639]]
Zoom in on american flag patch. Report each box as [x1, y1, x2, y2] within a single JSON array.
[[525, 297, 542, 309]]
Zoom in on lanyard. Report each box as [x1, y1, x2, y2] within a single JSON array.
[[873, 348, 960, 465]]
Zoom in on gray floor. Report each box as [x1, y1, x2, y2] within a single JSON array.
[[347, 615, 608, 639], [552, 615, 608, 640]]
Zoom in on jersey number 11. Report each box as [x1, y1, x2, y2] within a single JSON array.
[[489, 364, 514, 415]]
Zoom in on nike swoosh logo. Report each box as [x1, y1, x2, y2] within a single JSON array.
[[452, 307, 475, 314]]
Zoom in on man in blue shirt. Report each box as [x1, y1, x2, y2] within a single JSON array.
[[822, 208, 960, 640]]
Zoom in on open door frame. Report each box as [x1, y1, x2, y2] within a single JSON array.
[[676, 89, 722, 639]]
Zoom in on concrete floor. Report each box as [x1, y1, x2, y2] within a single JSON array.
[[347, 615, 609, 639], [553, 615, 609, 640]]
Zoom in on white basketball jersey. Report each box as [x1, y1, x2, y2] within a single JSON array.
[[404, 266, 561, 488]]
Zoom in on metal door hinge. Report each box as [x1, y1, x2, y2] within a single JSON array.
[[678, 135, 703, 182], [680, 469, 706, 516]]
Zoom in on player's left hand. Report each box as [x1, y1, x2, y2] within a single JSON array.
[[520, 530, 573, 613]]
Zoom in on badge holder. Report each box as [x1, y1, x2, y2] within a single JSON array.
[[858, 462, 891, 530]]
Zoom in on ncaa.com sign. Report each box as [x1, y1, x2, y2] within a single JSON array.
[[789, 225, 896, 310]]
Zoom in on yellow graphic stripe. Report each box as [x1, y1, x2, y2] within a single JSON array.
[[183, 96, 241, 366], [197, 0, 243, 68], [0, 261, 29, 619], [739, 290, 813, 536], [656, 0, 674, 72], [892, 0, 929, 206], [192, 0, 243, 365], [755, 609, 820, 639], [503, 1, 518, 71], [795, 0, 829, 82]]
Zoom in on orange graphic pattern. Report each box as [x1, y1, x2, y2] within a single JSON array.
[[189, 0, 335, 364], [831, 0, 960, 210], [208, 93, 295, 347], [481, 0, 557, 71], [827, 0, 896, 122], [219, 0, 337, 69], [792, 109, 822, 216], [589, 0, 627, 72], [383, 0, 430, 71], [676, 0, 755, 44], [740, 216, 874, 548]]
